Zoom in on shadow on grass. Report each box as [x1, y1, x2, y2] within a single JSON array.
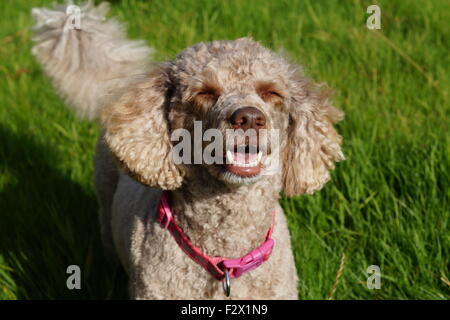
[[0, 127, 128, 299]]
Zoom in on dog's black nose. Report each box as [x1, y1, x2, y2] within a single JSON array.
[[229, 107, 266, 131]]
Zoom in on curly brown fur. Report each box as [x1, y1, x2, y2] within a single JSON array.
[[33, 2, 344, 299]]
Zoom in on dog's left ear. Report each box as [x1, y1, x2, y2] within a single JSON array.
[[282, 75, 344, 196]]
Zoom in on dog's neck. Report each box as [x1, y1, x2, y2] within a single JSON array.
[[170, 168, 282, 258]]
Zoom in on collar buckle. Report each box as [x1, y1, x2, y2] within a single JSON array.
[[222, 238, 275, 278]]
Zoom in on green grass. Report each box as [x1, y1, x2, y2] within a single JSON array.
[[0, 0, 449, 299]]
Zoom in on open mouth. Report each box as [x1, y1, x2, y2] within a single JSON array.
[[223, 145, 263, 178]]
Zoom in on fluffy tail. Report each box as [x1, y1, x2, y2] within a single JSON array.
[[31, 1, 152, 120]]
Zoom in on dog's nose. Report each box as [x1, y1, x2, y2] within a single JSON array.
[[229, 107, 266, 131]]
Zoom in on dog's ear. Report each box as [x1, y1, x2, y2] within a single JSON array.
[[282, 75, 344, 196], [102, 66, 184, 190]]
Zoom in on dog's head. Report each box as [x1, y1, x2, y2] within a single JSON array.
[[103, 38, 344, 196]]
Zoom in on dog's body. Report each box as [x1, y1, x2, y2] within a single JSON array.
[[32, 2, 343, 299], [96, 138, 298, 299], [91, 65, 299, 298]]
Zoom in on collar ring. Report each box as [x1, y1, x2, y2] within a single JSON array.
[[222, 270, 231, 297]]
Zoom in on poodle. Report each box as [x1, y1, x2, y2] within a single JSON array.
[[31, 2, 344, 299]]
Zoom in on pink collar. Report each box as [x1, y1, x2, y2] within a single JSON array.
[[157, 191, 275, 281]]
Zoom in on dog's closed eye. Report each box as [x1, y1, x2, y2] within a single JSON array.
[[197, 89, 219, 98], [263, 91, 283, 99], [192, 84, 222, 112], [256, 81, 284, 103], [191, 84, 222, 112], [195, 82, 221, 99]]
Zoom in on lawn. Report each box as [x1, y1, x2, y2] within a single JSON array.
[[0, 0, 448, 299]]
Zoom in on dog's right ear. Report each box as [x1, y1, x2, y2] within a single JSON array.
[[102, 65, 184, 190]]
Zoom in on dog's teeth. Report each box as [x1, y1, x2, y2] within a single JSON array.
[[226, 150, 235, 165], [257, 151, 263, 162], [226, 150, 263, 167], [238, 160, 257, 167]]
